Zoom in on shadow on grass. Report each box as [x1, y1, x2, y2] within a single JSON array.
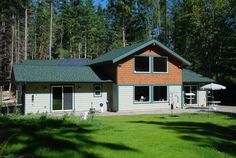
[[129, 114, 236, 156], [0, 115, 138, 158], [214, 111, 236, 120]]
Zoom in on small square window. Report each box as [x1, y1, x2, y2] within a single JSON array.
[[94, 85, 102, 97], [153, 57, 167, 72], [134, 86, 150, 102], [134, 56, 150, 72]]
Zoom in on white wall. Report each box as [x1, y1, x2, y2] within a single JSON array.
[[198, 90, 207, 107], [25, 84, 51, 114], [25, 83, 112, 114], [25, 83, 183, 113], [169, 85, 182, 108], [118, 85, 182, 111], [74, 83, 112, 112]]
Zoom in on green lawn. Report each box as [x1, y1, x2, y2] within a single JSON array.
[[0, 112, 236, 158]]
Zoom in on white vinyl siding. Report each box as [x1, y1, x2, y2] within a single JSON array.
[[118, 85, 182, 111], [169, 86, 182, 108], [25, 83, 112, 114], [118, 86, 168, 111], [24, 83, 184, 113], [74, 83, 111, 112], [25, 84, 51, 114], [198, 90, 207, 107]]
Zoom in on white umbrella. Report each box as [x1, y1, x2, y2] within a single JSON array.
[[200, 83, 226, 112], [185, 93, 196, 96], [200, 83, 226, 90]]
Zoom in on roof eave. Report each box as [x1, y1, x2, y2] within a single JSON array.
[[112, 39, 191, 66], [87, 60, 113, 66], [112, 40, 155, 63], [15, 80, 113, 84]]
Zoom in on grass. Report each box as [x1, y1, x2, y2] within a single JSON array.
[[0, 112, 236, 158]]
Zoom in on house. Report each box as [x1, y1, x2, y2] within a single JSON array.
[[12, 39, 214, 114]]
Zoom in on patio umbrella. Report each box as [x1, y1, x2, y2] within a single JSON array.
[[200, 83, 226, 112], [200, 83, 226, 90]]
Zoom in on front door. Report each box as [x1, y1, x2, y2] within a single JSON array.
[[52, 86, 73, 111]]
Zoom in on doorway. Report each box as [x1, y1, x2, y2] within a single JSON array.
[[51, 86, 74, 111], [184, 85, 198, 105]]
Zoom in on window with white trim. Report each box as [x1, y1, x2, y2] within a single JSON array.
[[153, 57, 168, 72], [94, 85, 102, 97], [153, 86, 167, 101], [134, 86, 150, 102], [134, 56, 150, 72]]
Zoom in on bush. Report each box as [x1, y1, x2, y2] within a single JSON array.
[[0, 102, 7, 108], [12, 107, 22, 116]]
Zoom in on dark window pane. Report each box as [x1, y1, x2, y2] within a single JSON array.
[[154, 86, 167, 101], [134, 86, 149, 102], [94, 85, 102, 96], [94, 85, 101, 91], [135, 56, 149, 72], [153, 57, 167, 72], [184, 86, 191, 104], [64, 87, 73, 110], [53, 87, 62, 110]]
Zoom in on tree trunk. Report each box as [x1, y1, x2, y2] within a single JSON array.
[[24, 8, 28, 60], [122, 25, 126, 47], [78, 43, 81, 59], [17, 18, 20, 63], [33, 30, 36, 60], [157, 0, 161, 36], [0, 20, 5, 86], [14, 17, 17, 63], [9, 14, 15, 92], [49, 2, 53, 60], [60, 18, 63, 48], [84, 34, 87, 58], [163, 0, 167, 43]]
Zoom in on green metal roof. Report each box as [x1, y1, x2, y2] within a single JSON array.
[[183, 69, 215, 83], [88, 39, 191, 66], [13, 64, 112, 83]]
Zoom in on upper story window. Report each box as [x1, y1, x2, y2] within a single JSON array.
[[153, 57, 168, 73], [134, 56, 150, 72]]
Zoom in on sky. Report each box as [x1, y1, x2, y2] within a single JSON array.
[[94, 0, 107, 8]]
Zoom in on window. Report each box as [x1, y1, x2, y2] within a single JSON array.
[[153, 86, 167, 101], [153, 57, 167, 72], [134, 86, 150, 102], [134, 56, 150, 72], [94, 85, 102, 97]]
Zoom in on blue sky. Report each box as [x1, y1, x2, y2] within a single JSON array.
[[94, 0, 107, 8]]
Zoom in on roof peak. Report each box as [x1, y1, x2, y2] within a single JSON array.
[[89, 39, 191, 66]]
